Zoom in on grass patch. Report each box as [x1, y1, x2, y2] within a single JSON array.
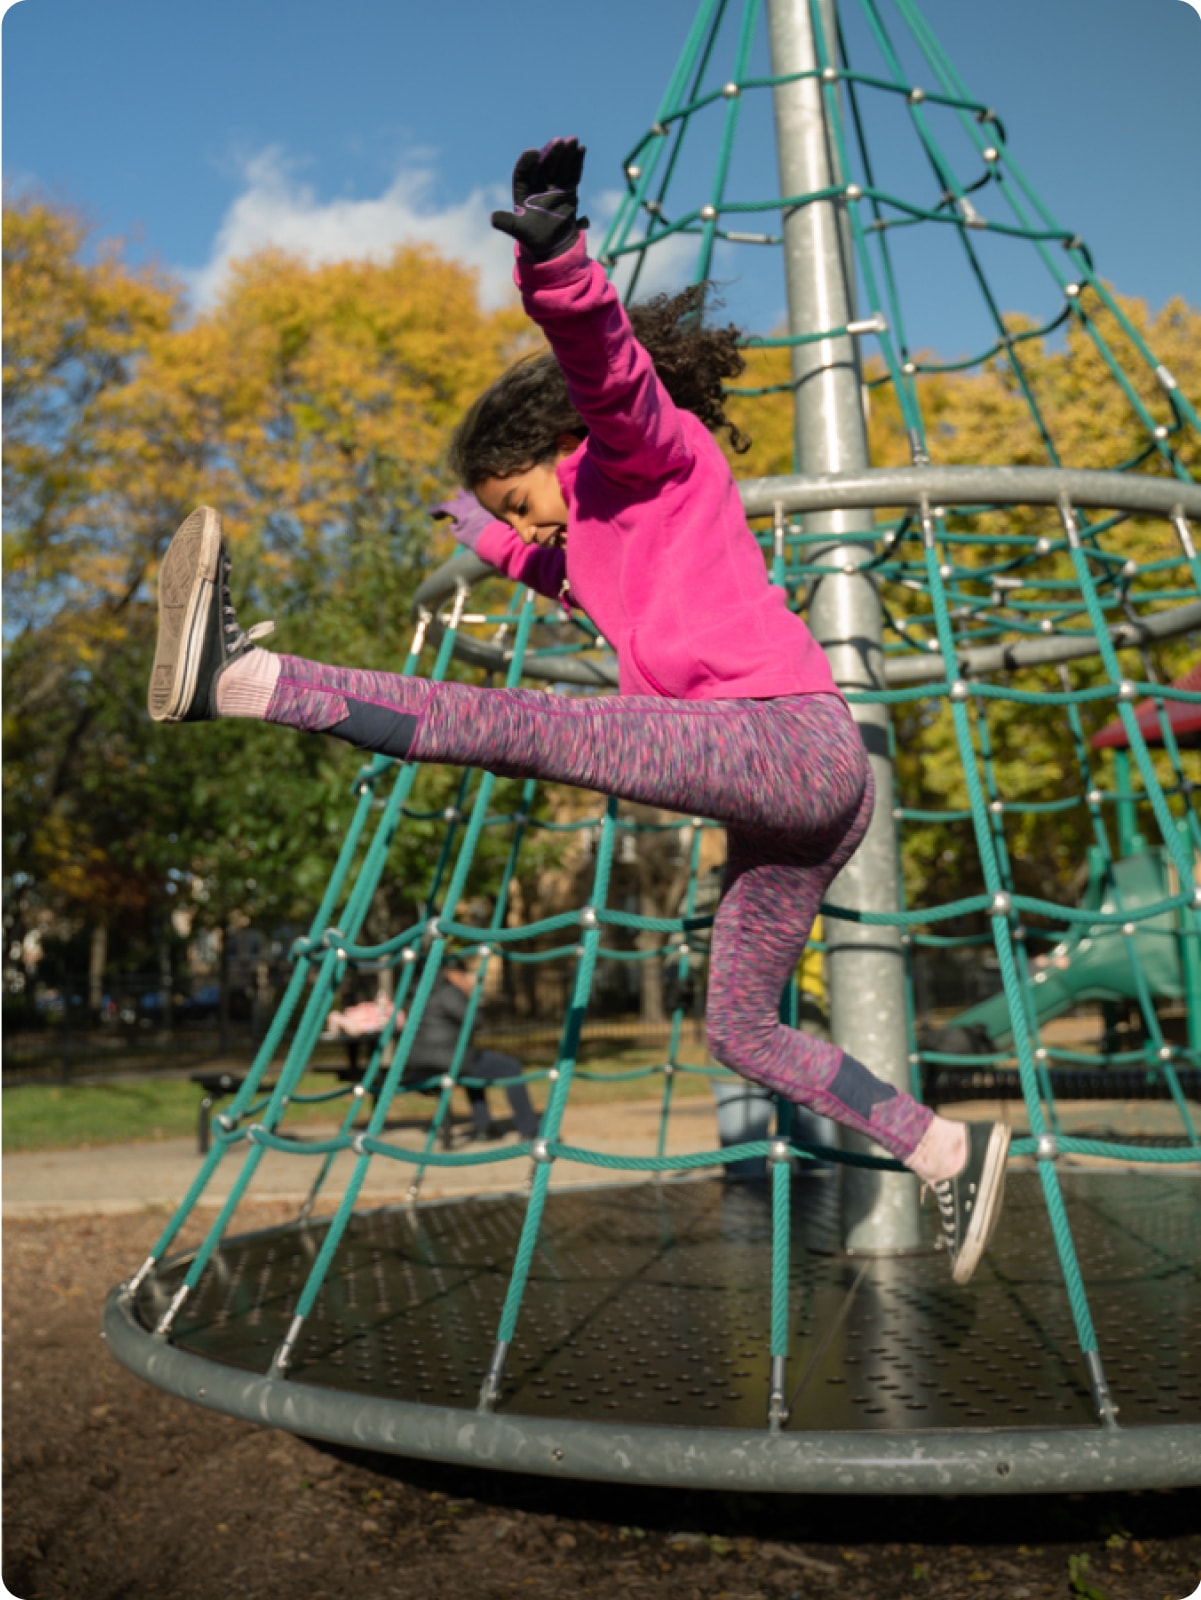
[[511, 1041, 718, 1106], [2, 1073, 343, 1153], [3, 1044, 722, 1153]]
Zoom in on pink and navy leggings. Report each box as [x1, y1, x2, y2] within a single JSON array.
[[265, 658, 933, 1162]]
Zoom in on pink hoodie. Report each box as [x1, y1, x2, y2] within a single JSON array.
[[474, 239, 838, 703]]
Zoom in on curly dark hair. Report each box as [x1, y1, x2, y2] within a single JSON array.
[[448, 283, 749, 486]]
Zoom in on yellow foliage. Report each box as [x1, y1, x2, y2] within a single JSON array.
[[720, 288, 1200, 906], [3, 199, 536, 942], [130, 246, 531, 560], [726, 285, 1199, 483], [5, 194, 1197, 935]]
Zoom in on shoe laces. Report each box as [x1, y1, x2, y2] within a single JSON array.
[[218, 550, 275, 654], [922, 1177, 958, 1232]]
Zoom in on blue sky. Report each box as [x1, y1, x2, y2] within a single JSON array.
[[3, 0, 1199, 360]]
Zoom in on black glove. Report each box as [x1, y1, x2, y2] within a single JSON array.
[[491, 137, 590, 262]]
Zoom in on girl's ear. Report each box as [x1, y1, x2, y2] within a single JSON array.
[[555, 432, 583, 459]]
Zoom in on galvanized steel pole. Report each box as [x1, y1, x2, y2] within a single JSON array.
[[766, 0, 921, 1251]]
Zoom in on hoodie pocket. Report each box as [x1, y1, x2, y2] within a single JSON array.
[[628, 629, 674, 697]]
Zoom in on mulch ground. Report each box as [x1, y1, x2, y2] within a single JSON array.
[[3, 1205, 1199, 1600]]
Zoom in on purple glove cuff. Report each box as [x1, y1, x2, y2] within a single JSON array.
[[431, 489, 494, 553]]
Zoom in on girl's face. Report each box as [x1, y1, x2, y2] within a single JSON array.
[[474, 435, 580, 548]]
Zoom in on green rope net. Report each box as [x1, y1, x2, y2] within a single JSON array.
[[127, 0, 1199, 1435]]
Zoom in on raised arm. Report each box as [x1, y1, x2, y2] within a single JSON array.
[[493, 139, 691, 489]]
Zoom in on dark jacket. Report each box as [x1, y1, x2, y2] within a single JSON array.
[[403, 977, 471, 1078]]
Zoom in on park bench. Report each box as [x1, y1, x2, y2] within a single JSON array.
[[922, 1060, 1201, 1107], [189, 1070, 277, 1155], [312, 1049, 457, 1151], [317, 997, 463, 1148]]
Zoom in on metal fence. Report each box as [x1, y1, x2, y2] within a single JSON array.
[[2, 946, 999, 1085]]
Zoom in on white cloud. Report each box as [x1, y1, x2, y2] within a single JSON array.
[[186, 147, 519, 310], [185, 158, 729, 320], [595, 187, 707, 303]]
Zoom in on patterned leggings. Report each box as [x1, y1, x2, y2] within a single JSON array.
[[265, 657, 933, 1161]]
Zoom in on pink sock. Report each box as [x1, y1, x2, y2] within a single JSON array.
[[214, 649, 280, 718], [906, 1115, 969, 1184]]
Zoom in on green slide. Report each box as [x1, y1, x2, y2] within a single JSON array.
[[951, 847, 1190, 1050]]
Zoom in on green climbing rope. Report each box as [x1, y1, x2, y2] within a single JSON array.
[[128, 0, 1199, 1442]]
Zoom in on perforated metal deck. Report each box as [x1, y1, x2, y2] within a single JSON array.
[[107, 1169, 1201, 1492]]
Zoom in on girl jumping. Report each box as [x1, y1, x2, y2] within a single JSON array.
[[148, 138, 1008, 1284]]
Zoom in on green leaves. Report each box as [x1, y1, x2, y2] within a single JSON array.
[[1068, 1551, 1110, 1600], [2, 199, 525, 974]]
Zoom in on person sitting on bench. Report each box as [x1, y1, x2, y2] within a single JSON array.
[[404, 958, 540, 1141], [324, 992, 397, 1075]]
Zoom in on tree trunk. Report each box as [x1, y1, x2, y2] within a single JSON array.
[[218, 925, 231, 1054], [252, 958, 272, 1040], [157, 929, 172, 1038], [88, 921, 108, 1015], [638, 887, 666, 1026]]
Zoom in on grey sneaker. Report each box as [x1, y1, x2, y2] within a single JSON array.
[[148, 507, 274, 723], [930, 1121, 1010, 1285]]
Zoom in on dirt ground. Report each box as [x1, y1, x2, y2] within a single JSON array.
[[3, 1205, 1200, 1600]]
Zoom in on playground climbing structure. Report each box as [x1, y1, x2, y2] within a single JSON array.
[[107, 0, 1201, 1492]]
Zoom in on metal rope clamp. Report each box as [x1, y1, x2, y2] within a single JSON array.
[[1035, 1133, 1059, 1162]]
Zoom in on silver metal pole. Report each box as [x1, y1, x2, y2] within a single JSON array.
[[766, 0, 921, 1252]]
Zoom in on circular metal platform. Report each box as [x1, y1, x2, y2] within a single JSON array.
[[104, 1168, 1201, 1494]]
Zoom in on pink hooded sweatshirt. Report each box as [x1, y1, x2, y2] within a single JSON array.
[[473, 238, 839, 704]]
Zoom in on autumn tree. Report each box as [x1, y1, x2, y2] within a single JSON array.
[[727, 288, 1201, 909], [5, 196, 1195, 1013], [2, 199, 539, 1004], [3, 200, 189, 1001]]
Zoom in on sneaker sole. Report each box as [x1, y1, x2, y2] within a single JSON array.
[[952, 1122, 1011, 1285], [147, 507, 223, 722]]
